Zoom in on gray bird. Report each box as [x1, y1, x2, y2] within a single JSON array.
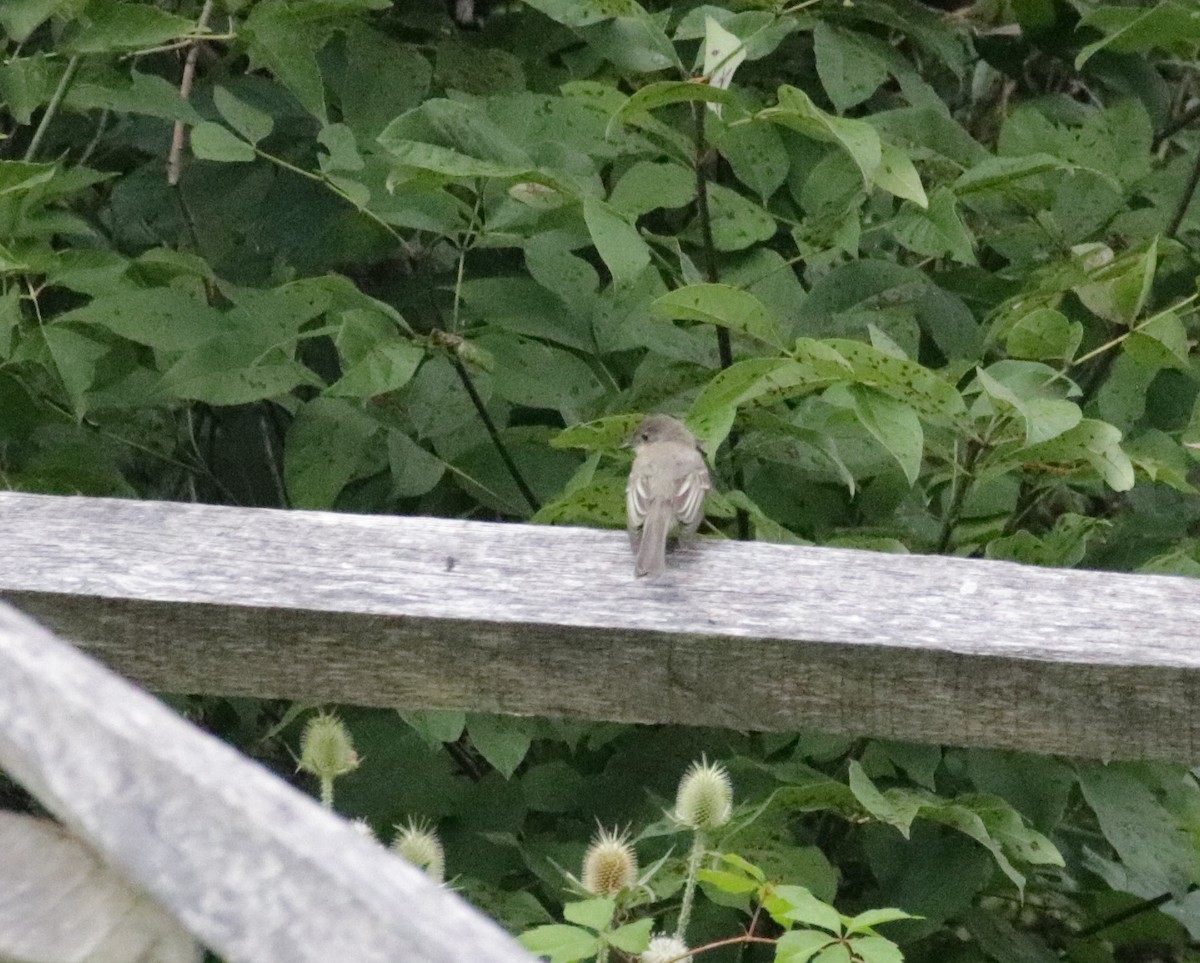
[[626, 414, 711, 578]]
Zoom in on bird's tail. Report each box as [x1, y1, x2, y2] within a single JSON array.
[[635, 503, 671, 578]]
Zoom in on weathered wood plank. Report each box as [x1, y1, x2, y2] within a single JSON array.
[[0, 601, 536, 963], [2, 491, 1199, 761]]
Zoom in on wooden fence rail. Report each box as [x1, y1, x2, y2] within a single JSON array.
[[0, 600, 537, 963], [2, 491, 1200, 762]]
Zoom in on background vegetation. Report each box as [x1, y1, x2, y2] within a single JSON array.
[[3, 0, 1200, 961]]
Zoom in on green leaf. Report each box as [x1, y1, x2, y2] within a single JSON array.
[[653, 283, 784, 348], [0, 159, 56, 196], [67, 70, 204, 124], [762, 86, 881, 189], [63, 0, 195, 53], [563, 898, 616, 931], [765, 885, 843, 934], [379, 140, 530, 179], [688, 357, 830, 454], [190, 122, 256, 163], [849, 935, 904, 963], [521, 0, 642, 28], [519, 924, 601, 963], [327, 339, 425, 398], [398, 708, 466, 748], [532, 470, 626, 527], [551, 415, 641, 451], [582, 195, 651, 288], [1005, 308, 1083, 362], [42, 324, 109, 418], [706, 182, 778, 251], [1073, 239, 1157, 325], [698, 869, 762, 895], [1125, 311, 1190, 371], [609, 161, 695, 215], [954, 154, 1074, 196], [844, 384, 923, 484], [608, 80, 737, 136], [56, 288, 228, 351], [606, 918, 654, 954], [704, 15, 746, 97], [813, 22, 889, 112], [471, 333, 606, 419], [711, 118, 788, 200], [846, 908, 919, 932], [387, 430, 447, 498], [890, 187, 971, 262], [974, 367, 1082, 446], [213, 86, 274, 146], [1078, 763, 1197, 894], [777, 929, 837, 963], [466, 714, 533, 777], [0, 55, 56, 124], [336, 25, 432, 139], [1019, 418, 1135, 492], [814, 943, 853, 963], [817, 339, 970, 428], [0, 0, 73, 43], [872, 140, 927, 207], [1077, 3, 1200, 67], [284, 397, 380, 509], [243, 0, 327, 122], [847, 761, 921, 837]]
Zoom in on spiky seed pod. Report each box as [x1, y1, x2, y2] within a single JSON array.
[[297, 713, 359, 781], [581, 826, 638, 896], [642, 934, 693, 963], [391, 820, 446, 883], [673, 758, 733, 831]]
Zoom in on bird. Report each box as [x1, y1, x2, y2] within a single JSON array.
[[625, 414, 711, 578]]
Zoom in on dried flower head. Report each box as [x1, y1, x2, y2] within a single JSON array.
[[391, 819, 445, 883], [642, 934, 692, 963], [297, 713, 359, 781], [673, 758, 733, 831], [582, 826, 638, 896]]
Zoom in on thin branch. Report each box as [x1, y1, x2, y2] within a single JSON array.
[[936, 439, 982, 554], [168, 0, 215, 186], [1075, 889, 1187, 938], [24, 55, 81, 161], [1154, 99, 1200, 150], [691, 101, 749, 540], [449, 352, 541, 514], [1167, 140, 1200, 239]]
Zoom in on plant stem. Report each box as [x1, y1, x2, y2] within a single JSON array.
[[450, 354, 541, 514], [691, 101, 749, 540], [675, 829, 707, 942], [936, 439, 981, 553], [1167, 142, 1200, 238], [24, 55, 81, 161]]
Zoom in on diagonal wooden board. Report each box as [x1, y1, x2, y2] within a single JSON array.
[[2, 491, 1199, 761], [0, 600, 537, 963]]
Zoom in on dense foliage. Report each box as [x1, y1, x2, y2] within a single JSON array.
[[4, 0, 1200, 961]]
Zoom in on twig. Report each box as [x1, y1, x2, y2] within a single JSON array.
[[449, 353, 541, 514], [1166, 139, 1200, 238], [1075, 889, 1186, 938], [691, 101, 749, 540], [1154, 100, 1200, 150], [24, 55, 81, 161], [168, 0, 215, 186], [936, 439, 982, 554]]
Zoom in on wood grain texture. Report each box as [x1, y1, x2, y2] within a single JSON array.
[[0, 601, 537, 963], [2, 491, 1200, 761]]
